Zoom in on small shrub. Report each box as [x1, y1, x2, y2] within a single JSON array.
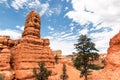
[[33, 62, 51, 80], [60, 63, 68, 80], [54, 54, 59, 64], [0, 74, 4, 80]]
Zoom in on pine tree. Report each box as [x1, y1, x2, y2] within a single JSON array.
[[33, 62, 51, 80], [60, 63, 68, 80], [74, 35, 99, 80], [0, 74, 4, 80], [54, 54, 59, 64]]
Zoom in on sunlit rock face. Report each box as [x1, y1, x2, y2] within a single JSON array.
[[91, 32, 120, 80], [0, 36, 16, 80], [0, 10, 55, 80], [22, 10, 40, 38], [13, 10, 55, 80]]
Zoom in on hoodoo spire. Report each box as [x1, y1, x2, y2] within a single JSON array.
[[22, 10, 41, 38]]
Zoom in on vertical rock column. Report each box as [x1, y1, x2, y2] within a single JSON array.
[[13, 10, 55, 80], [0, 36, 13, 80]]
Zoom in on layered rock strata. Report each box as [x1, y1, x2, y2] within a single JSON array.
[[0, 10, 55, 80], [91, 31, 120, 80], [12, 10, 55, 80], [0, 36, 14, 80]]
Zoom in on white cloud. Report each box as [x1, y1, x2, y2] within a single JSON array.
[[79, 28, 88, 35], [50, 40, 75, 55], [11, 0, 61, 16], [70, 26, 74, 32], [11, 0, 49, 16], [66, 0, 120, 53], [0, 0, 10, 7], [44, 31, 77, 55], [0, 29, 21, 39], [66, 0, 70, 2], [48, 26, 54, 31], [40, 3, 49, 16], [61, 32, 73, 38], [0, 0, 7, 3], [11, 0, 27, 10], [16, 25, 24, 31], [69, 23, 76, 32], [47, 5, 62, 16], [65, 7, 69, 11]]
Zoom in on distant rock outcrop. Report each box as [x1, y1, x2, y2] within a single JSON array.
[[91, 32, 120, 80], [52, 50, 73, 66]]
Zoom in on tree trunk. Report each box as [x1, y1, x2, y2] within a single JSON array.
[[85, 73, 88, 80]]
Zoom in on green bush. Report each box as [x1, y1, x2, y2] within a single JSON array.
[[89, 64, 104, 70], [60, 63, 68, 80], [0, 74, 4, 80], [33, 62, 51, 80]]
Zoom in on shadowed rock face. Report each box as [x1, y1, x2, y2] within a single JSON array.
[[91, 32, 120, 80], [0, 10, 55, 80]]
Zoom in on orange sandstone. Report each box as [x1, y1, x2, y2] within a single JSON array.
[[91, 31, 120, 80], [0, 10, 55, 80]]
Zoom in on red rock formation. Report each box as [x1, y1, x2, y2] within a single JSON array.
[[91, 31, 120, 80], [0, 36, 14, 80], [52, 50, 73, 66], [12, 10, 55, 80], [22, 10, 40, 38], [0, 10, 55, 80]]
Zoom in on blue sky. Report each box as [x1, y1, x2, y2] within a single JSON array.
[[0, 0, 120, 55]]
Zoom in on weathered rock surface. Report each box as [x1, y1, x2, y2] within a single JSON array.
[[0, 36, 14, 80], [12, 10, 55, 80], [1, 10, 85, 80], [0, 10, 55, 80], [91, 31, 120, 80], [52, 50, 73, 66]]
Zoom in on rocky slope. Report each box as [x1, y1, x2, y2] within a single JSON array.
[[91, 31, 120, 80]]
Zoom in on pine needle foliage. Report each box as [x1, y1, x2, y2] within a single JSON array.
[[60, 63, 68, 80], [33, 62, 51, 80], [0, 74, 4, 80], [74, 35, 99, 80], [54, 54, 59, 64]]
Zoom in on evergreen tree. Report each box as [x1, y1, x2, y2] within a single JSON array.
[[60, 63, 68, 80], [33, 62, 51, 80], [74, 35, 99, 80], [0, 74, 4, 80], [54, 54, 59, 64]]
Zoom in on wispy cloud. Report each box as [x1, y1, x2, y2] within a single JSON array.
[[16, 25, 24, 31], [48, 26, 54, 31], [11, 0, 49, 16], [79, 28, 88, 35], [0, 0, 10, 7], [47, 4, 62, 16], [0, 29, 21, 39], [66, 0, 70, 3], [0, 0, 7, 3], [44, 31, 77, 55], [50, 40, 75, 55], [11, 0, 27, 10], [66, 0, 120, 53]]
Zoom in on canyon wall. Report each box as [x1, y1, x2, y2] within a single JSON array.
[[91, 31, 120, 80]]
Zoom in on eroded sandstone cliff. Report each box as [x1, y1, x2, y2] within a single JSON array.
[[91, 31, 120, 80], [0, 10, 55, 80]]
